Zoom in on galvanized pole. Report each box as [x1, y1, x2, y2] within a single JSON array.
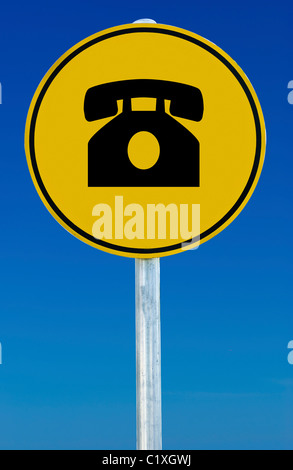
[[135, 258, 162, 450], [132, 17, 162, 451]]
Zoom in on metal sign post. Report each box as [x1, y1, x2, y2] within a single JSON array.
[[135, 258, 162, 450], [133, 18, 162, 452]]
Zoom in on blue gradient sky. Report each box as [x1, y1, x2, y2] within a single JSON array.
[[0, 0, 293, 450]]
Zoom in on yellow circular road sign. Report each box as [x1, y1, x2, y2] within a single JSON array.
[[25, 23, 266, 258]]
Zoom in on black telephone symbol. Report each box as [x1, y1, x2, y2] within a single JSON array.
[[84, 79, 203, 187]]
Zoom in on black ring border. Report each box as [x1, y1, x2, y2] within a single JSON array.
[[29, 26, 263, 255]]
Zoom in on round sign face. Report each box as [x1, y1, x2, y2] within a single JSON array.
[[25, 23, 266, 258]]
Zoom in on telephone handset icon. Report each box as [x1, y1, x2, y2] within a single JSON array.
[[84, 79, 203, 187]]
